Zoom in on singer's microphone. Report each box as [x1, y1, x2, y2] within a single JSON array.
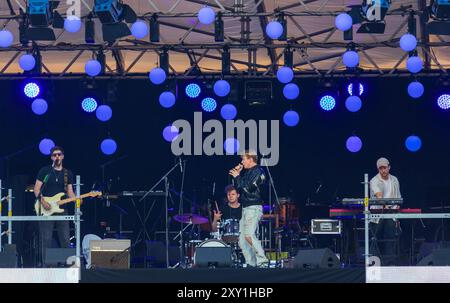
[[179, 158, 183, 173]]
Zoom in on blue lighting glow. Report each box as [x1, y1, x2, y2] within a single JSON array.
[[81, 97, 98, 113], [24, 82, 40, 98], [201, 97, 217, 112], [437, 94, 450, 110], [319, 95, 336, 111], [347, 83, 364, 96], [185, 83, 201, 98]]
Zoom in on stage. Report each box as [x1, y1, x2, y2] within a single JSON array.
[[80, 268, 365, 283]]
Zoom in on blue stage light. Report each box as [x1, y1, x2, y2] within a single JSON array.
[[347, 83, 364, 96], [319, 95, 336, 111], [185, 83, 201, 98], [24, 82, 40, 98], [81, 97, 98, 113], [437, 94, 450, 110], [201, 97, 217, 112]]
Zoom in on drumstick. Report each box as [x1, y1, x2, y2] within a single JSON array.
[[215, 201, 220, 212]]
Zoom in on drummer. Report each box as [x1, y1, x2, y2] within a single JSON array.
[[212, 185, 242, 232]]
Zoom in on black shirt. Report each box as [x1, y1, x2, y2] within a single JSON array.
[[234, 165, 266, 207], [220, 203, 242, 221], [37, 165, 74, 197]]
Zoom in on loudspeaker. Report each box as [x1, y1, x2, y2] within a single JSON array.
[[417, 249, 450, 266], [194, 247, 232, 268], [0, 245, 18, 268], [294, 248, 340, 269], [90, 239, 130, 269], [45, 248, 76, 267]]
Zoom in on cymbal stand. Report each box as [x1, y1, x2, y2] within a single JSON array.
[[172, 220, 193, 268]]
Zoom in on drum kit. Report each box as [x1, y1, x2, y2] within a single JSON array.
[[173, 213, 244, 267]]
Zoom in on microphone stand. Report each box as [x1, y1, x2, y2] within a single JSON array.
[[139, 160, 182, 268], [177, 159, 187, 268], [261, 156, 281, 267]]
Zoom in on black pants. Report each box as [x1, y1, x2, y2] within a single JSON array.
[[39, 214, 70, 266], [370, 220, 399, 265]]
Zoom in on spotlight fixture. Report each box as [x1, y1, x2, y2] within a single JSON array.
[[159, 50, 169, 74], [427, 0, 450, 35], [215, 12, 224, 42], [348, 0, 391, 34], [277, 12, 287, 41], [81, 97, 98, 113], [185, 83, 202, 99], [85, 15, 96, 44], [150, 14, 159, 42], [24, 82, 40, 98], [284, 48, 293, 68], [93, 0, 137, 41], [26, 0, 63, 41]]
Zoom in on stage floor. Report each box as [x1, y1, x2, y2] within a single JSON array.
[[80, 268, 365, 283]]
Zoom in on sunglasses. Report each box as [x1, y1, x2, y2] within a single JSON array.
[[51, 153, 63, 157]]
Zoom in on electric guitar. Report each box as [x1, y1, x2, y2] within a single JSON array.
[[34, 191, 102, 216]]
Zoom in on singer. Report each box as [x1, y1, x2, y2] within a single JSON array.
[[229, 150, 269, 268], [33, 146, 76, 267]]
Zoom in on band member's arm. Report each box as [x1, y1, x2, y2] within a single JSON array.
[[67, 184, 76, 199], [33, 180, 43, 199], [212, 210, 222, 232]]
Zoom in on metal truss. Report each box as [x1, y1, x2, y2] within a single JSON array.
[[0, 0, 448, 78]]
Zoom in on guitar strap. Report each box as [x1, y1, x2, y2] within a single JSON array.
[[64, 168, 68, 193]]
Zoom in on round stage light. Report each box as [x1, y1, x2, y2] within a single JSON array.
[[346, 136, 363, 153], [400, 34, 417, 52], [407, 56, 423, 74], [39, 138, 55, 155], [335, 13, 353, 32], [407, 81, 424, 99], [343, 51, 359, 68], [198, 6, 215, 25], [85, 59, 102, 77], [224, 138, 240, 154], [81, 97, 98, 113], [437, 94, 450, 110], [96, 105, 112, 122], [345, 96, 362, 112], [163, 125, 179, 142], [266, 21, 283, 39], [0, 30, 13, 48], [277, 67, 294, 84], [131, 20, 149, 39], [347, 83, 364, 96], [149, 67, 166, 85], [283, 110, 300, 127], [32, 98, 48, 115], [159, 91, 176, 108], [19, 54, 36, 71], [185, 83, 201, 98], [64, 16, 82, 33], [283, 83, 300, 100], [220, 104, 237, 120], [100, 139, 117, 155], [213, 80, 231, 97], [201, 97, 217, 112], [24, 82, 40, 98], [319, 95, 336, 111], [405, 135, 422, 152]]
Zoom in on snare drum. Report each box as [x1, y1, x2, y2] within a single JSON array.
[[222, 219, 240, 243]]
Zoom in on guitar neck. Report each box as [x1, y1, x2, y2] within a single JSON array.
[[57, 193, 91, 206]]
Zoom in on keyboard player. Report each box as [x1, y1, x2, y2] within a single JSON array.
[[369, 157, 401, 265]]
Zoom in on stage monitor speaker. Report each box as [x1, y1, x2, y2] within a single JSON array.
[[194, 247, 232, 268], [45, 248, 76, 267], [294, 248, 340, 269], [90, 239, 130, 269], [417, 249, 450, 266]]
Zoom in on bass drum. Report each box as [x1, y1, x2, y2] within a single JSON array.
[[193, 239, 235, 267]]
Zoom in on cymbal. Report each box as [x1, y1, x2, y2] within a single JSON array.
[[174, 213, 208, 225]]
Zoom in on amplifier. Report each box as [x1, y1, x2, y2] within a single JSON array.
[[90, 239, 131, 269], [311, 219, 341, 234]]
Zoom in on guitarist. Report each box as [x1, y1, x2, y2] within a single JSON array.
[[33, 146, 76, 266]]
